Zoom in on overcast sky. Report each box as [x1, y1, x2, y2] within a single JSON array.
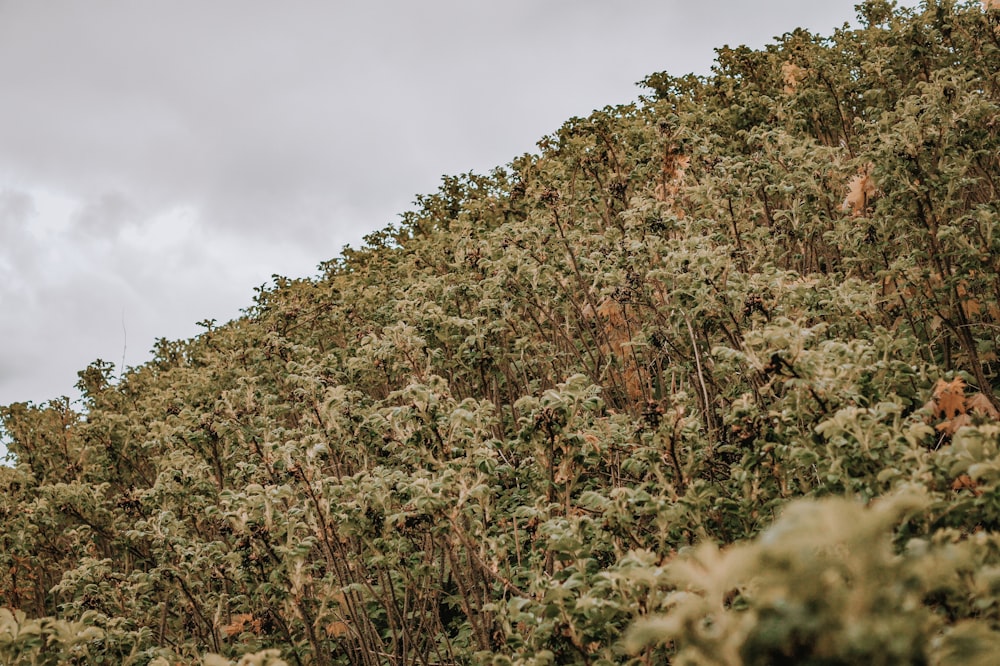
[[0, 0, 924, 417]]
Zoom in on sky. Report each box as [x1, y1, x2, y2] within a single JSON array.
[[0, 0, 925, 420]]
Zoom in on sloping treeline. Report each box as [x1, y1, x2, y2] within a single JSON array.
[[3, 1, 1000, 664]]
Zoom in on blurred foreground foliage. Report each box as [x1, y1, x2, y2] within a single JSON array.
[[3, 1, 1000, 663]]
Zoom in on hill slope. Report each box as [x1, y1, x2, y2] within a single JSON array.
[[3, 1, 1000, 664]]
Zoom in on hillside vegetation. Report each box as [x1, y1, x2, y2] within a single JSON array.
[[3, 1, 1000, 664]]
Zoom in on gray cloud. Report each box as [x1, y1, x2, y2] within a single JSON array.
[[0, 190, 35, 226], [71, 192, 140, 238], [0, 189, 40, 294]]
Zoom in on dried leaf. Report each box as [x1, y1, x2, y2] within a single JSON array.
[[223, 613, 254, 638], [655, 150, 689, 202], [966, 392, 1000, 419], [596, 297, 625, 326], [326, 621, 351, 637], [936, 413, 971, 435], [952, 474, 982, 495], [955, 281, 984, 316], [843, 167, 877, 216], [932, 377, 967, 419], [781, 61, 806, 94]]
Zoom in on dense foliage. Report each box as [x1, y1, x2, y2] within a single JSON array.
[[3, 1, 1000, 663]]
